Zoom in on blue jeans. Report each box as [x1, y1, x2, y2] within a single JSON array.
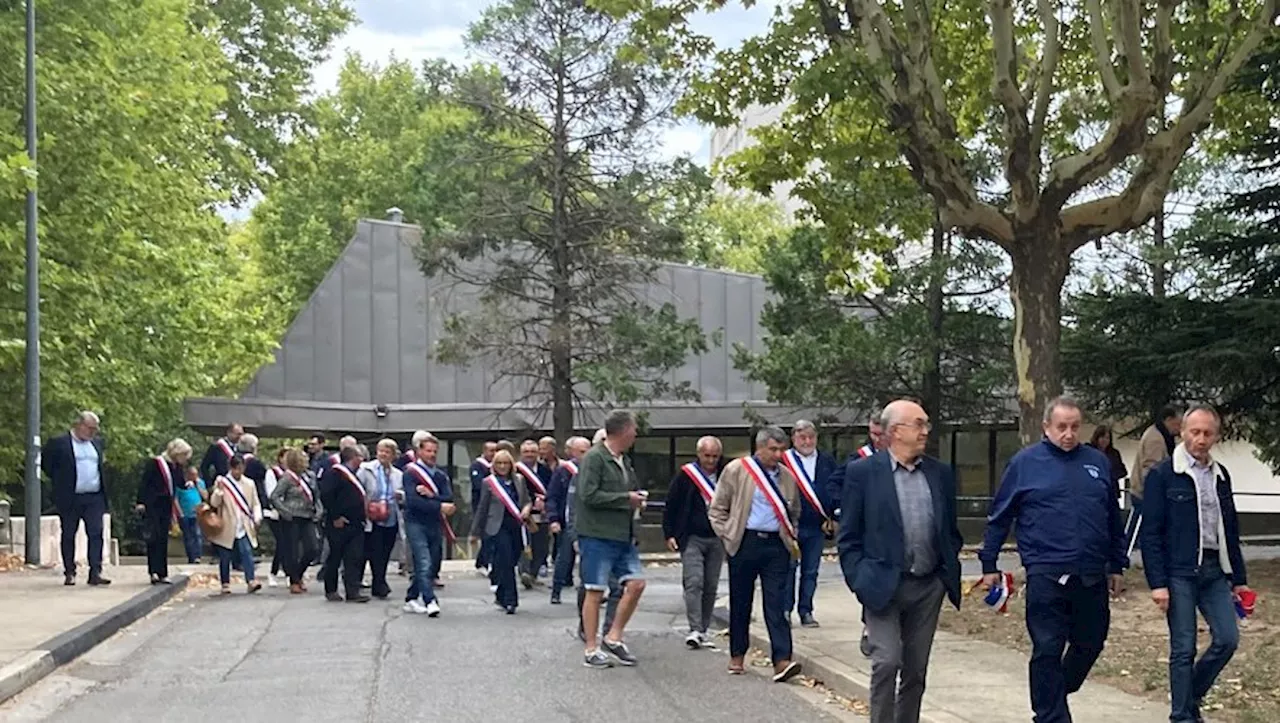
[[403, 518, 437, 605], [552, 528, 576, 594], [1025, 574, 1110, 723], [1167, 556, 1239, 722], [179, 516, 203, 563], [217, 536, 255, 585], [577, 536, 643, 591], [785, 527, 825, 616], [728, 532, 792, 663]]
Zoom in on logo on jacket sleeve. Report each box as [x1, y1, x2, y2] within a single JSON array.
[[1083, 464, 1101, 479]]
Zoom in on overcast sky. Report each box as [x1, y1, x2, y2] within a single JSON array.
[[312, 1, 784, 164]]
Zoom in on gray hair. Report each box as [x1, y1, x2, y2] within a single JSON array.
[[377, 438, 399, 453], [1183, 404, 1222, 426], [793, 419, 816, 435], [355, 444, 370, 459], [76, 410, 100, 426], [237, 433, 259, 454], [339, 435, 358, 450], [416, 433, 439, 450], [604, 410, 635, 436], [565, 436, 590, 452], [696, 435, 722, 453], [754, 425, 787, 447], [1042, 395, 1083, 423], [411, 430, 432, 447], [592, 428, 607, 445], [339, 445, 364, 464]]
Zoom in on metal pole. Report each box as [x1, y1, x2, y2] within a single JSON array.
[[23, 0, 42, 565]]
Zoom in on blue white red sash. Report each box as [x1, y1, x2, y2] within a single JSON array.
[[401, 451, 416, 467], [486, 475, 523, 521], [515, 462, 547, 496], [475, 456, 492, 472], [156, 457, 180, 522], [216, 438, 234, 459], [740, 457, 795, 539], [681, 462, 716, 504], [285, 469, 313, 504], [271, 465, 285, 480], [219, 476, 254, 520], [781, 449, 828, 520], [562, 460, 579, 477], [332, 464, 366, 499], [407, 462, 456, 542], [328, 452, 341, 467], [856, 444, 874, 459]]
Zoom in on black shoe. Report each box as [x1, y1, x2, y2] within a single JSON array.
[[347, 594, 371, 603], [521, 573, 534, 590], [550, 591, 562, 605], [505, 605, 517, 615], [800, 613, 820, 628], [87, 575, 112, 586], [860, 632, 872, 658], [64, 574, 75, 586], [602, 638, 637, 667], [325, 592, 343, 602]]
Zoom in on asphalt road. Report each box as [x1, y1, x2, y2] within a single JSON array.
[[2, 565, 866, 723]]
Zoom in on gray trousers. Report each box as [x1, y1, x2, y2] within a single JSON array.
[[681, 534, 725, 633], [864, 575, 946, 723]]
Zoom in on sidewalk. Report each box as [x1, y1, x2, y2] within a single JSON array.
[[717, 580, 1170, 723], [0, 564, 187, 703]]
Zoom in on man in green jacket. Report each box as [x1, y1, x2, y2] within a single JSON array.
[[576, 410, 647, 669]]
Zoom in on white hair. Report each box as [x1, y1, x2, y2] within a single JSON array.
[[565, 436, 590, 452], [339, 435, 358, 449], [237, 433, 259, 453], [592, 428, 607, 445], [793, 420, 816, 435], [411, 430, 432, 447], [696, 435, 722, 453], [76, 410, 100, 426]]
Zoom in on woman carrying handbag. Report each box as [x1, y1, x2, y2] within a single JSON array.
[[209, 455, 263, 595]]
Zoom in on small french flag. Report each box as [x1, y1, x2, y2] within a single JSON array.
[[984, 571, 1017, 614]]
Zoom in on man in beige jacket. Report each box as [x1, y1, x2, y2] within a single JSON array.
[[709, 425, 803, 683], [1128, 405, 1182, 552]]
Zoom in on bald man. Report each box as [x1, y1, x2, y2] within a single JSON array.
[[838, 400, 963, 723], [664, 436, 727, 649]]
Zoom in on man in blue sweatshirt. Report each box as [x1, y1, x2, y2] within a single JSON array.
[[980, 396, 1127, 723]]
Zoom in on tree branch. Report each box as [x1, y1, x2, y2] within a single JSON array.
[[1029, 0, 1061, 170], [988, 0, 1037, 218], [1085, 0, 1122, 101]]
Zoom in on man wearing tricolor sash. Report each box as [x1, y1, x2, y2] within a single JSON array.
[[135, 438, 193, 585], [663, 436, 726, 650], [198, 423, 243, 493], [839, 400, 963, 723], [517, 439, 553, 588], [709, 426, 803, 683], [402, 435, 456, 617], [781, 420, 838, 629], [547, 436, 590, 605], [826, 415, 885, 518], [469, 441, 499, 574], [318, 445, 371, 603]]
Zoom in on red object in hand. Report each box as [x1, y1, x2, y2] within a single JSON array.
[[1237, 589, 1258, 617]]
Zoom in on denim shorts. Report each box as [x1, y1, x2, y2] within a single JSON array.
[[578, 535, 643, 591]]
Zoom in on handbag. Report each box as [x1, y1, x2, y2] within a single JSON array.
[[367, 499, 390, 523], [195, 501, 224, 538]]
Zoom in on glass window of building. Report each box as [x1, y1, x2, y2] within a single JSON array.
[[995, 430, 1023, 481], [630, 436, 674, 499], [953, 430, 993, 498]]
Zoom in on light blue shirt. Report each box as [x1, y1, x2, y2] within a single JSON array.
[[746, 459, 781, 532], [375, 464, 398, 528], [72, 437, 101, 494]]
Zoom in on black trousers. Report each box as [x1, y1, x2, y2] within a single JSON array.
[[322, 524, 366, 596], [59, 492, 106, 577], [267, 518, 286, 575], [365, 524, 398, 597], [143, 505, 171, 579], [491, 526, 521, 608], [280, 518, 318, 585], [728, 531, 793, 663], [1026, 574, 1110, 722]]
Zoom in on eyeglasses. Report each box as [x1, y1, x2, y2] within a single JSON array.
[[893, 420, 932, 433]]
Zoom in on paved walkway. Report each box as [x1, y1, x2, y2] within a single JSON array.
[[726, 578, 1171, 723]]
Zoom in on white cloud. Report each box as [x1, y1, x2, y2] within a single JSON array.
[[659, 124, 711, 163], [311, 25, 469, 96]]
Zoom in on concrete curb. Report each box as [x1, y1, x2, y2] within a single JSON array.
[[0, 574, 189, 704], [710, 605, 966, 723]]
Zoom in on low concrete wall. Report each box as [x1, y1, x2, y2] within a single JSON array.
[[10, 515, 118, 568]]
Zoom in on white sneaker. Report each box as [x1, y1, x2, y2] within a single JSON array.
[[403, 600, 428, 614], [489, 583, 498, 593], [698, 631, 717, 650], [426, 600, 441, 618], [267, 574, 278, 588], [685, 631, 701, 650]]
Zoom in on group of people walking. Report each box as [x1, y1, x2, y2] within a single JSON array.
[[45, 397, 1252, 721]]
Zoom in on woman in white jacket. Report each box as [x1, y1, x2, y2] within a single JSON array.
[[209, 455, 263, 595]]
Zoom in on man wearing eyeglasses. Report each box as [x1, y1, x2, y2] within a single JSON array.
[[837, 400, 963, 723]]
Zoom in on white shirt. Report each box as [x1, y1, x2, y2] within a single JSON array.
[[797, 449, 818, 484], [71, 435, 101, 494], [1187, 451, 1221, 549]]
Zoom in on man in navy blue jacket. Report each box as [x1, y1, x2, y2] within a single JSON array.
[[547, 436, 591, 604], [980, 396, 1127, 723], [402, 435, 456, 617], [1140, 405, 1249, 723], [780, 419, 837, 628], [839, 400, 962, 723]]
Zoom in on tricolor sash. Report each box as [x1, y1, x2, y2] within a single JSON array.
[[216, 438, 234, 460], [243, 453, 255, 463], [781, 449, 828, 520], [332, 464, 366, 499], [219, 476, 254, 520], [328, 452, 341, 467], [474, 456, 492, 472], [286, 470, 313, 504], [271, 465, 285, 480], [515, 462, 547, 496], [681, 462, 716, 504], [156, 457, 180, 522], [486, 474, 523, 522], [562, 460, 579, 477], [740, 456, 795, 539], [406, 463, 457, 543], [856, 444, 874, 459]]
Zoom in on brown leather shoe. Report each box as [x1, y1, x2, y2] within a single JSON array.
[[289, 583, 304, 595]]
